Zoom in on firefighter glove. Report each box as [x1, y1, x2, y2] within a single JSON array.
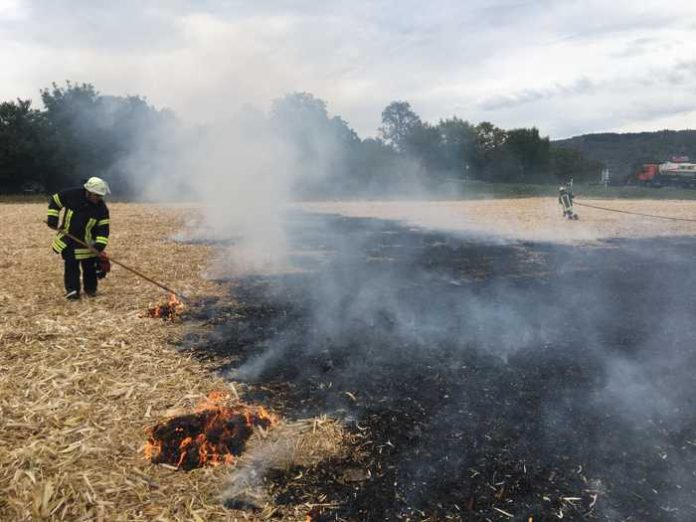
[[96, 257, 111, 279]]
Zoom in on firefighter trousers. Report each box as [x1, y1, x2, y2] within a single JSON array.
[[62, 248, 97, 295]]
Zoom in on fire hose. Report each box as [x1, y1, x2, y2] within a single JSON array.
[[574, 201, 696, 223], [48, 223, 186, 300]]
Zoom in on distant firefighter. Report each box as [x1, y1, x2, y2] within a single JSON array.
[[558, 185, 578, 220]]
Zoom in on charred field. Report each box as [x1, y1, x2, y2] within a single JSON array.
[[189, 211, 696, 521]]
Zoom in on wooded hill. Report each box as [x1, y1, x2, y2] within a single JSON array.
[[553, 129, 696, 182]]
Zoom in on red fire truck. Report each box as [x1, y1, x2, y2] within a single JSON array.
[[635, 156, 696, 187]]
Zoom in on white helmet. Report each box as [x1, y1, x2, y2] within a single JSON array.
[[83, 177, 111, 196]]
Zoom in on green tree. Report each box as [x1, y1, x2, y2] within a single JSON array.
[[403, 122, 443, 172], [470, 122, 508, 181], [40, 81, 173, 195], [378, 101, 422, 152], [549, 147, 604, 183], [504, 127, 551, 182], [271, 92, 359, 152], [40, 82, 102, 184], [436, 117, 476, 179], [0, 99, 60, 192], [270, 92, 361, 196]]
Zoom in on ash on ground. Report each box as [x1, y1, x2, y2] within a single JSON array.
[[190, 212, 696, 521]]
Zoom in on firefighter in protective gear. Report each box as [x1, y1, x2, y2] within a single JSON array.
[[47, 177, 111, 299], [558, 185, 578, 220]]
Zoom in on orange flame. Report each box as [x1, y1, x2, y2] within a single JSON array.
[[144, 391, 276, 470], [147, 293, 185, 320]]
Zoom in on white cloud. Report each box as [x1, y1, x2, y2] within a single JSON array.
[[0, 0, 25, 20], [1, 0, 695, 138]]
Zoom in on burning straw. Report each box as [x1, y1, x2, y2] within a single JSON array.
[[146, 293, 185, 320], [144, 391, 277, 470]]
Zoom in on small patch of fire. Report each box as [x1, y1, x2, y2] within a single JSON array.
[[147, 293, 185, 320], [144, 391, 276, 470]]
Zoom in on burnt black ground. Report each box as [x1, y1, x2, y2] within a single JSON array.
[[187, 211, 696, 521]]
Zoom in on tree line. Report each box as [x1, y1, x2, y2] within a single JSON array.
[[0, 82, 604, 197], [0, 82, 175, 195]]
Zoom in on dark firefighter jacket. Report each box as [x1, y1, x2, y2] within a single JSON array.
[[47, 188, 110, 259], [559, 191, 574, 211]]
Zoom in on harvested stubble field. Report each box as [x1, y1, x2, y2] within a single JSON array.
[[301, 197, 696, 243], [2, 197, 696, 521], [0, 202, 239, 521], [0, 202, 343, 522]]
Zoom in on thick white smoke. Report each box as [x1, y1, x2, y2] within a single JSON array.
[[117, 95, 436, 276], [122, 105, 304, 275]]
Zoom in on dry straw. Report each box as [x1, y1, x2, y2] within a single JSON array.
[[0, 202, 346, 521]]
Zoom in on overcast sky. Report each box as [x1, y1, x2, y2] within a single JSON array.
[[1, 0, 695, 139]]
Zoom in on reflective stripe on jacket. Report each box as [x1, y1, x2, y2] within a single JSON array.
[[47, 187, 110, 258]]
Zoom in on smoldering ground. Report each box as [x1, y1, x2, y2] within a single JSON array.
[[186, 211, 696, 521]]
